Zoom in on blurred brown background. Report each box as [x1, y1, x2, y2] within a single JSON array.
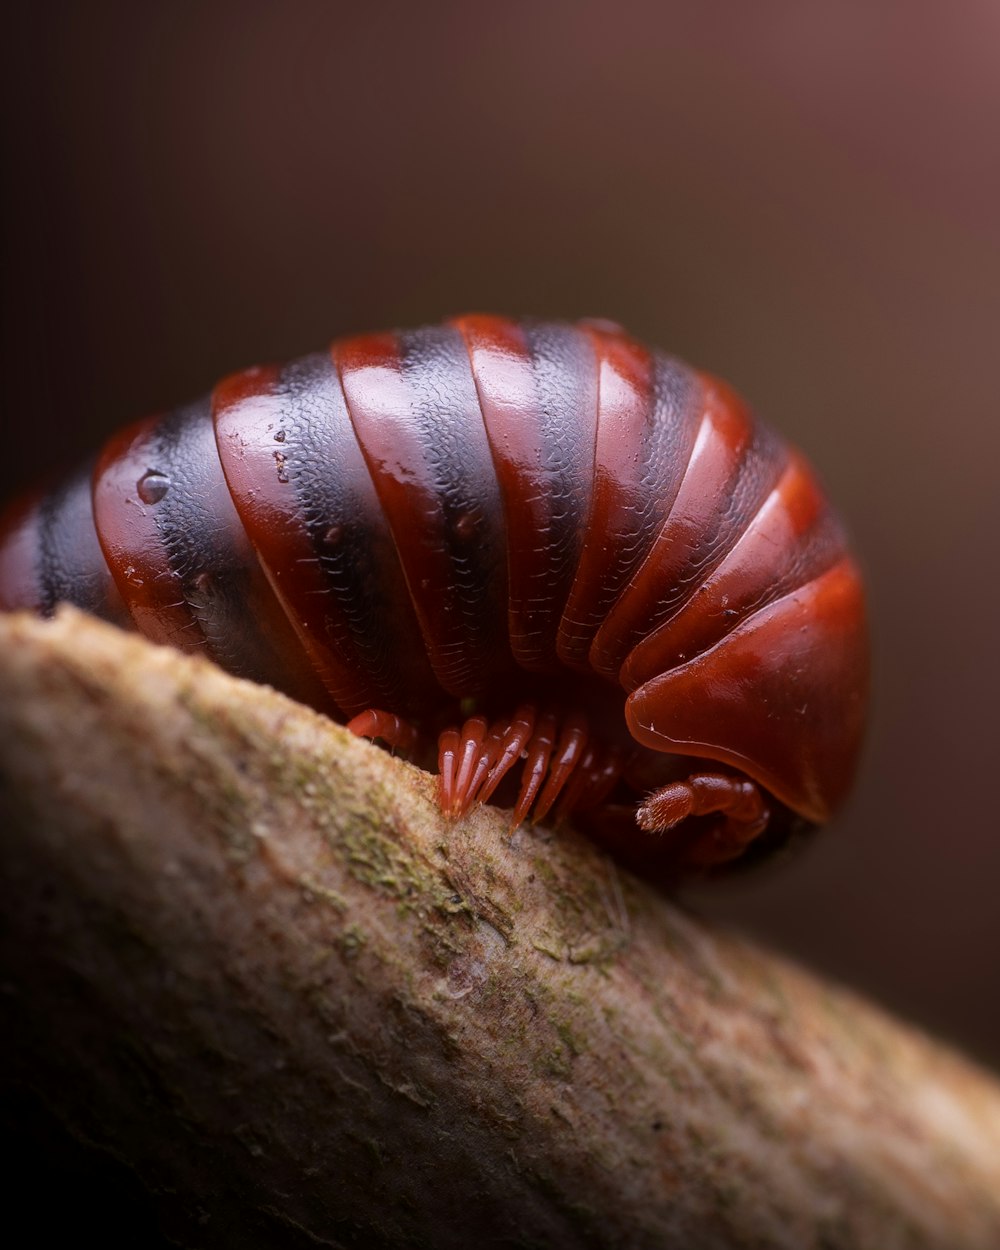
[[2, 0, 998, 1073]]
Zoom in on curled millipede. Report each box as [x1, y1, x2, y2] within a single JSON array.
[[0, 315, 869, 872]]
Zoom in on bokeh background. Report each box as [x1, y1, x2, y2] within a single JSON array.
[[3, 0, 998, 1083]]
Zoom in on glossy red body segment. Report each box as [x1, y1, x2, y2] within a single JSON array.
[[559, 326, 701, 670], [626, 557, 868, 822], [334, 327, 510, 698], [212, 356, 436, 717], [591, 376, 786, 678], [92, 400, 329, 709], [92, 413, 202, 648], [453, 314, 598, 672], [0, 316, 870, 872], [620, 448, 841, 689]]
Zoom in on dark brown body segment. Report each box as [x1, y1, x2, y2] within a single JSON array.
[[0, 463, 130, 627], [0, 316, 869, 865]]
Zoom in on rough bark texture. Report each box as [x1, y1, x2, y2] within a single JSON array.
[[1, 607, 998, 1249]]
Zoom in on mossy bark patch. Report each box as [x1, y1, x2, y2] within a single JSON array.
[[2, 607, 1000, 1249]]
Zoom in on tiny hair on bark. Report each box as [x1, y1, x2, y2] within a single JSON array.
[[1, 607, 998, 1249]]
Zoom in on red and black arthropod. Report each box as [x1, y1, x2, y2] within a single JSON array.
[[0, 316, 869, 871]]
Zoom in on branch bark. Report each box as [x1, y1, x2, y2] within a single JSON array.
[[1, 607, 998, 1249]]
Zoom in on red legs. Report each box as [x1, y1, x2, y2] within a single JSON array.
[[438, 727, 462, 813], [436, 705, 598, 829], [452, 716, 487, 812], [346, 709, 419, 754], [439, 705, 535, 820], [557, 745, 626, 819], [477, 706, 535, 806], [354, 707, 770, 866], [464, 721, 506, 808], [636, 772, 770, 867], [439, 715, 493, 817], [551, 742, 597, 817], [511, 712, 558, 827], [533, 712, 589, 823]]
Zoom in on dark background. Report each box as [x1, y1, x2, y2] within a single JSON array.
[[3, 0, 998, 1076]]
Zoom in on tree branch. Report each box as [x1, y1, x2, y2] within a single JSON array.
[[1, 608, 998, 1248]]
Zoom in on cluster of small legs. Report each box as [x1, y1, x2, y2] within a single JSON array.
[[346, 704, 770, 866], [435, 706, 623, 827]]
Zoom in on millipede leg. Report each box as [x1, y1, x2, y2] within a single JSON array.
[[637, 772, 770, 867], [437, 728, 461, 813], [533, 711, 589, 823], [561, 746, 626, 817], [460, 721, 505, 815], [450, 715, 488, 817], [346, 709, 419, 753], [477, 705, 537, 806], [512, 712, 558, 828], [433, 705, 613, 832]]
